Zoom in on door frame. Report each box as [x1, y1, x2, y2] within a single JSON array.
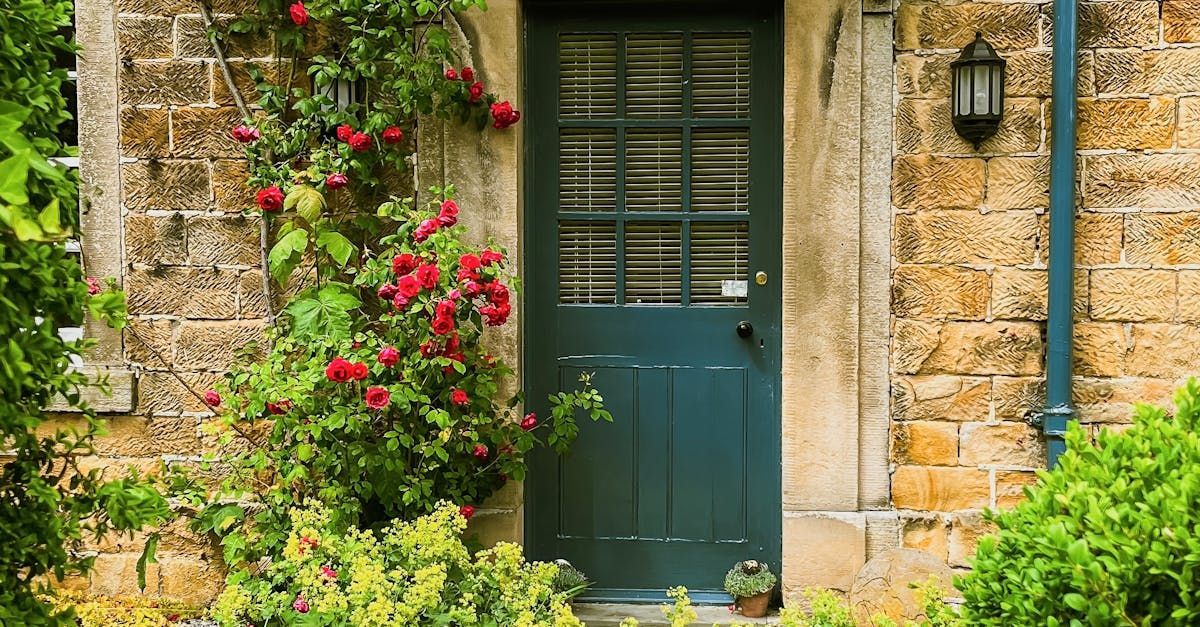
[[521, 0, 785, 602]]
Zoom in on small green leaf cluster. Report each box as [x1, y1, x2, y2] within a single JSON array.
[[959, 378, 1200, 626], [0, 1, 169, 622], [210, 501, 583, 626], [722, 560, 777, 598], [551, 560, 592, 600]]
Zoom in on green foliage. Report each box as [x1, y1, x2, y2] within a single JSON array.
[[959, 379, 1200, 626], [0, 1, 168, 623], [551, 560, 591, 600], [723, 560, 777, 598], [210, 502, 582, 626]]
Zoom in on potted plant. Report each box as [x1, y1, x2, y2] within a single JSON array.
[[724, 560, 776, 618], [552, 559, 592, 603]]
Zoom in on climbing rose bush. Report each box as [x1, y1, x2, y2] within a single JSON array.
[[211, 502, 582, 627]]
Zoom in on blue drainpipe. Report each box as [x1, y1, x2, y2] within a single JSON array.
[[1041, 0, 1079, 467]]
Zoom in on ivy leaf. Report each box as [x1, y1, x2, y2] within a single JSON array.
[[284, 283, 361, 340], [37, 198, 61, 235], [284, 185, 325, 224], [268, 227, 309, 283], [0, 150, 30, 205], [316, 228, 356, 266]]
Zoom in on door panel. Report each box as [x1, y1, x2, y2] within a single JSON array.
[[526, 2, 782, 601]]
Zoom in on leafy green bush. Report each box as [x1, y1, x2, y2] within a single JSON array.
[[0, 0, 168, 623], [211, 502, 582, 626], [960, 379, 1200, 626], [723, 560, 777, 598]]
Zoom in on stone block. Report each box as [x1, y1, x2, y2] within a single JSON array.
[[1178, 271, 1200, 322], [123, 160, 211, 210], [892, 421, 959, 466], [892, 265, 989, 321], [892, 465, 990, 511], [213, 60, 305, 106], [117, 0, 193, 13], [899, 321, 1043, 376], [1165, 0, 1200, 42], [948, 512, 997, 568], [175, 15, 273, 59], [1074, 377, 1177, 423], [187, 215, 261, 266], [1179, 97, 1200, 148], [120, 107, 170, 158], [172, 107, 244, 158], [118, 16, 173, 59], [93, 415, 201, 457], [1074, 322, 1126, 378], [995, 471, 1038, 509], [137, 371, 223, 414], [893, 156, 985, 211], [896, 98, 1040, 155], [1005, 50, 1095, 98], [1126, 213, 1200, 266], [892, 375, 990, 423], [782, 513, 866, 593], [991, 268, 1086, 321], [896, 2, 1041, 51], [89, 553, 159, 597], [1127, 324, 1200, 378], [1075, 1, 1160, 48], [126, 267, 238, 317], [212, 159, 254, 211], [125, 212, 187, 265], [158, 556, 225, 605], [45, 368, 138, 414], [896, 54, 952, 98], [894, 210, 1037, 265], [1095, 48, 1200, 95], [1075, 97, 1175, 151], [1084, 154, 1200, 210], [892, 319, 942, 375], [987, 156, 1048, 211], [125, 318, 175, 368], [1036, 212, 1122, 267], [900, 515, 948, 561], [992, 377, 1044, 423], [465, 507, 522, 547], [1090, 269, 1175, 322], [119, 60, 211, 106], [959, 422, 1045, 468], [175, 320, 266, 370], [850, 548, 955, 623]]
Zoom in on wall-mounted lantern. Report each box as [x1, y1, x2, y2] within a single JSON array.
[[951, 32, 1006, 147]]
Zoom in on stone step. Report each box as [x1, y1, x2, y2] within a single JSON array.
[[572, 603, 781, 626]]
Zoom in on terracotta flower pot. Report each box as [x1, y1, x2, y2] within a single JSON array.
[[737, 590, 771, 618]]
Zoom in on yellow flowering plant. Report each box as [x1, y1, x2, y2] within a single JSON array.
[[212, 501, 582, 627]]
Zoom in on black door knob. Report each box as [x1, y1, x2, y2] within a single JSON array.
[[736, 321, 754, 338]]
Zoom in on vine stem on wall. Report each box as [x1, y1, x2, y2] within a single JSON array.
[[197, 0, 276, 330]]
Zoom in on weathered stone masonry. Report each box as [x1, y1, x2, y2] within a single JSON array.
[[893, 0, 1200, 568]]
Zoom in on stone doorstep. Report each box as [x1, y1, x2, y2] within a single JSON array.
[[572, 603, 781, 626]]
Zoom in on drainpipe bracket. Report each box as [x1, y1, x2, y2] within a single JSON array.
[[1028, 404, 1075, 437]]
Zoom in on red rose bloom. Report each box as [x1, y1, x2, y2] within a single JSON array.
[[456, 267, 479, 282], [480, 248, 503, 266], [230, 124, 260, 143], [293, 596, 309, 614], [377, 283, 398, 300], [436, 299, 456, 319], [432, 315, 455, 336], [392, 293, 410, 310], [325, 357, 353, 382], [325, 172, 348, 189], [463, 280, 483, 297], [348, 131, 372, 152], [203, 390, 221, 407], [289, 1, 308, 26], [487, 282, 510, 305], [439, 199, 459, 225], [256, 186, 284, 212], [490, 101, 521, 129], [445, 334, 460, 354], [448, 288, 462, 300], [416, 264, 440, 289], [86, 277, 102, 295], [458, 253, 481, 273], [413, 218, 439, 243], [521, 412, 537, 431], [267, 399, 292, 415], [461, 67, 475, 82], [452, 388, 470, 406], [459, 504, 475, 520], [481, 302, 511, 326], [398, 276, 422, 299], [321, 565, 337, 580], [378, 346, 400, 367], [445, 68, 458, 81], [336, 124, 354, 142], [350, 362, 369, 381], [392, 253, 418, 276], [468, 81, 484, 103], [365, 386, 390, 409], [473, 443, 488, 459], [382, 126, 404, 145]]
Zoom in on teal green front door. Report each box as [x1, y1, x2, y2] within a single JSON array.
[[525, 1, 782, 601]]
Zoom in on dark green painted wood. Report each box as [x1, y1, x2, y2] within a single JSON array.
[[524, 2, 783, 602]]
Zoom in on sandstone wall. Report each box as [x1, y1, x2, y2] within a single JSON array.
[[893, 0, 1198, 567]]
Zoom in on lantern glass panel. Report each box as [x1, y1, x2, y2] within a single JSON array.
[[957, 66, 971, 116], [973, 64, 989, 115], [990, 66, 1001, 114]]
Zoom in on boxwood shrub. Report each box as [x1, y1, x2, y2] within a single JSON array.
[[959, 379, 1200, 626]]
